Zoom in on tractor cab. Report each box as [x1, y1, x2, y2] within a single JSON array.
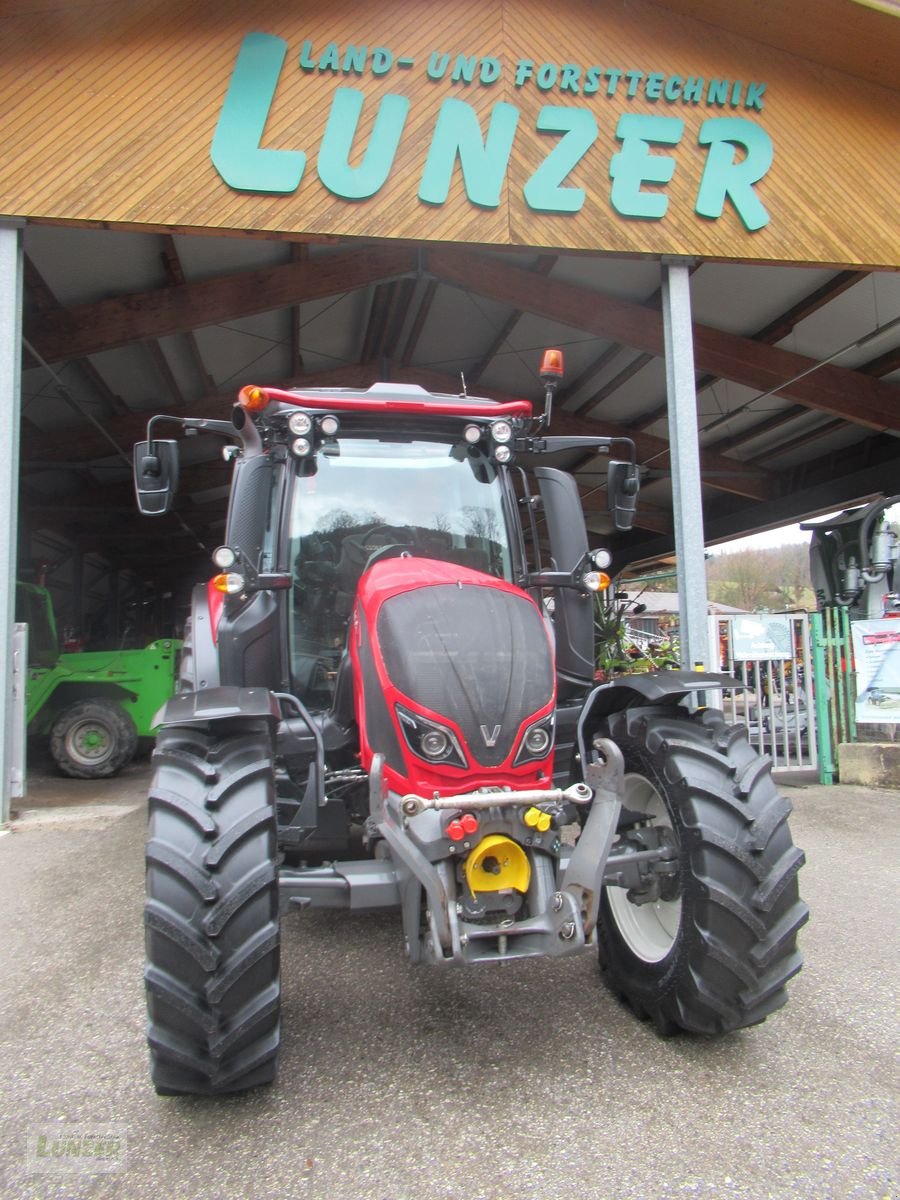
[[285, 428, 517, 709]]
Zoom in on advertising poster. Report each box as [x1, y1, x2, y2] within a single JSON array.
[[851, 619, 900, 724], [731, 614, 793, 660]]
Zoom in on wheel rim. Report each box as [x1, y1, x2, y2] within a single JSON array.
[[605, 773, 682, 964], [65, 719, 113, 765]]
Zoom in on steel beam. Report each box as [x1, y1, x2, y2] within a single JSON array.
[[0, 221, 24, 822], [661, 261, 711, 670]]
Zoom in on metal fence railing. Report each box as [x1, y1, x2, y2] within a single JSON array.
[[709, 612, 816, 772]]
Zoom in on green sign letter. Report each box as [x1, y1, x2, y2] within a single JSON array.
[[609, 113, 684, 220], [419, 98, 520, 208], [211, 33, 305, 194], [696, 118, 773, 231], [318, 89, 410, 199], [524, 107, 598, 213]]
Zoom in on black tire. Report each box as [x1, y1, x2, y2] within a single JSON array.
[[144, 721, 280, 1095], [594, 705, 808, 1035], [49, 699, 138, 779]]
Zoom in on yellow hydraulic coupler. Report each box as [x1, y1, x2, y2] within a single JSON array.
[[463, 835, 531, 898]]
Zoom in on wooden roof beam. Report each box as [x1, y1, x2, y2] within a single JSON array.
[[569, 266, 698, 417], [287, 243, 308, 381], [631, 268, 868, 433], [24, 254, 130, 417], [427, 250, 898, 432], [26, 246, 416, 363], [543, 409, 774, 502], [399, 278, 438, 367], [467, 254, 556, 386], [19, 364, 384, 464], [578, 485, 673, 535]]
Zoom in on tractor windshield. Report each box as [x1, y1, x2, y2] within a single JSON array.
[[287, 439, 514, 706]]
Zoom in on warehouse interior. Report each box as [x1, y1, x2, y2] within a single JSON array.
[[18, 223, 900, 644]]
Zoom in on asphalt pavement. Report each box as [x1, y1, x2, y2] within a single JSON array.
[[0, 760, 897, 1200]]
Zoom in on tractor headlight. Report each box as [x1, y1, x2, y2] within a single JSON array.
[[421, 729, 450, 759], [288, 411, 313, 436], [514, 716, 554, 766], [318, 414, 340, 437], [491, 420, 513, 444], [291, 437, 312, 457], [396, 705, 468, 769], [212, 545, 237, 570]]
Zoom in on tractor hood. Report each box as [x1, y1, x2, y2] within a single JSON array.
[[350, 558, 556, 797]]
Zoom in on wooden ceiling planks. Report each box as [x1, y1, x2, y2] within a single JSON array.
[[0, 0, 897, 266]]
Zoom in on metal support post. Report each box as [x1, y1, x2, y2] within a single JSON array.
[[0, 220, 24, 823], [661, 259, 711, 671]]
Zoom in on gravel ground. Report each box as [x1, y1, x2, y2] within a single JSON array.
[[0, 766, 897, 1200]]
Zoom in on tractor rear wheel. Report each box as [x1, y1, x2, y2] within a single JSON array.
[[595, 705, 808, 1035], [49, 699, 138, 779], [144, 721, 280, 1095]]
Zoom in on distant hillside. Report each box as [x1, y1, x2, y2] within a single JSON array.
[[706, 543, 815, 611]]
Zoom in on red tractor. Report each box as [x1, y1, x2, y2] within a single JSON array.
[[134, 354, 807, 1095]]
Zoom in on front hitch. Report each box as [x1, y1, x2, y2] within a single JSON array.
[[560, 737, 625, 938]]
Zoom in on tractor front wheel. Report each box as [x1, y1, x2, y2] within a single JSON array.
[[49, 699, 138, 779], [144, 721, 280, 1095], [595, 705, 808, 1035]]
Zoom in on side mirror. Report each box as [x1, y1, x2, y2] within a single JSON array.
[[607, 460, 640, 531], [134, 440, 179, 516]]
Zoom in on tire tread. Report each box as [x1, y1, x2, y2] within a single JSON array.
[[596, 705, 807, 1036], [144, 724, 280, 1095]]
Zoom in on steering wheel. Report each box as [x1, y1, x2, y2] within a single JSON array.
[[361, 525, 414, 572], [363, 544, 415, 572]]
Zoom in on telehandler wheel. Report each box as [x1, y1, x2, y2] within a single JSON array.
[[144, 722, 281, 1095], [594, 706, 808, 1035], [49, 699, 138, 779]]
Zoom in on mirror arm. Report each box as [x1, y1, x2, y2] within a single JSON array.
[[146, 413, 240, 446], [527, 551, 606, 594]]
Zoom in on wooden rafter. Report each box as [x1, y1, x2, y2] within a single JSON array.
[[287, 243, 308, 380], [546, 408, 774, 502], [19, 365, 380, 464], [467, 254, 556, 385], [569, 266, 699, 418], [145, 340, 185, 408], [26, 247, 417, 363], [400, 279, 438, 367], [565, 342, 624, 404], [575, 351, 654, 415], [160, 235, 218, 394], [631, 268, 869, 434], [24, 254, 129, 417], [426, 249, 899, 432]]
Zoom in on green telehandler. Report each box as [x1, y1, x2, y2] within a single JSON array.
[[15, 581, 180, 778]]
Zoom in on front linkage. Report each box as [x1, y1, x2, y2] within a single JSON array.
[[278, 740, 639, 966]]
